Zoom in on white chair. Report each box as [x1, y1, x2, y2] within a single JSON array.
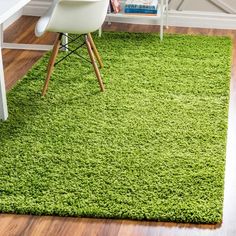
[[35, 0, 109, 96]]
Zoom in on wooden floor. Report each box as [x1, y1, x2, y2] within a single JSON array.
[[1, 16, 236, 236], [3, 16, 56, 91]]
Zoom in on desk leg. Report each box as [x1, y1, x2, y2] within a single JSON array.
[[0, 24, 8, 121], [160, 0, 164, 41]]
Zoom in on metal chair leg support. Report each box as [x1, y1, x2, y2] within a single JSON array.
[[42, 33, 63, 96], [85, 35, 105, 92]]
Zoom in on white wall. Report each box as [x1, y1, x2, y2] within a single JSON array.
[[22, 0, 236, 30], [25, 0, 236, 14], [169, 0, 236, 13]]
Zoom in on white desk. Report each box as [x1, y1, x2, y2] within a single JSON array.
[[0, 0, 53, 121]]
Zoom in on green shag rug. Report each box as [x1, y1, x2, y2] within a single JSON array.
[[0, 33, 231, 224]]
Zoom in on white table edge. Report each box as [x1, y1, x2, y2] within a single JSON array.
[[0, 0, 52, 121]]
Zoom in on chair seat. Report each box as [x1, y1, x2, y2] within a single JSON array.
[[35, 15, 51, 37], [34, 0, 108, 95]]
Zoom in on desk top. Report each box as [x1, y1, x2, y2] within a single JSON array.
[[0, 0, 31, 24]]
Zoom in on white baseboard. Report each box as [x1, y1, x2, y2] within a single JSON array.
[[168, 10, 236, 30], [3, 10, 23, 30], [23, 0, 51, 16], [23, 1, 236, 30]]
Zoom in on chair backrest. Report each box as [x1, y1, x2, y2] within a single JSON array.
[[46, 0, 109, 34]]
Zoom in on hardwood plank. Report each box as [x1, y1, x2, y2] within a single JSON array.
[[1, 16, 236, 236]]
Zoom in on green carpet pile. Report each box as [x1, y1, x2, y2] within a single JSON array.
[[0, 33, 231, 223]]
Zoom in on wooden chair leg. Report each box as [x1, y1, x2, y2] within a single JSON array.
[[42, 33, 63, 96], [85, 35, 105, 92], [88, 33, 104, 68]]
